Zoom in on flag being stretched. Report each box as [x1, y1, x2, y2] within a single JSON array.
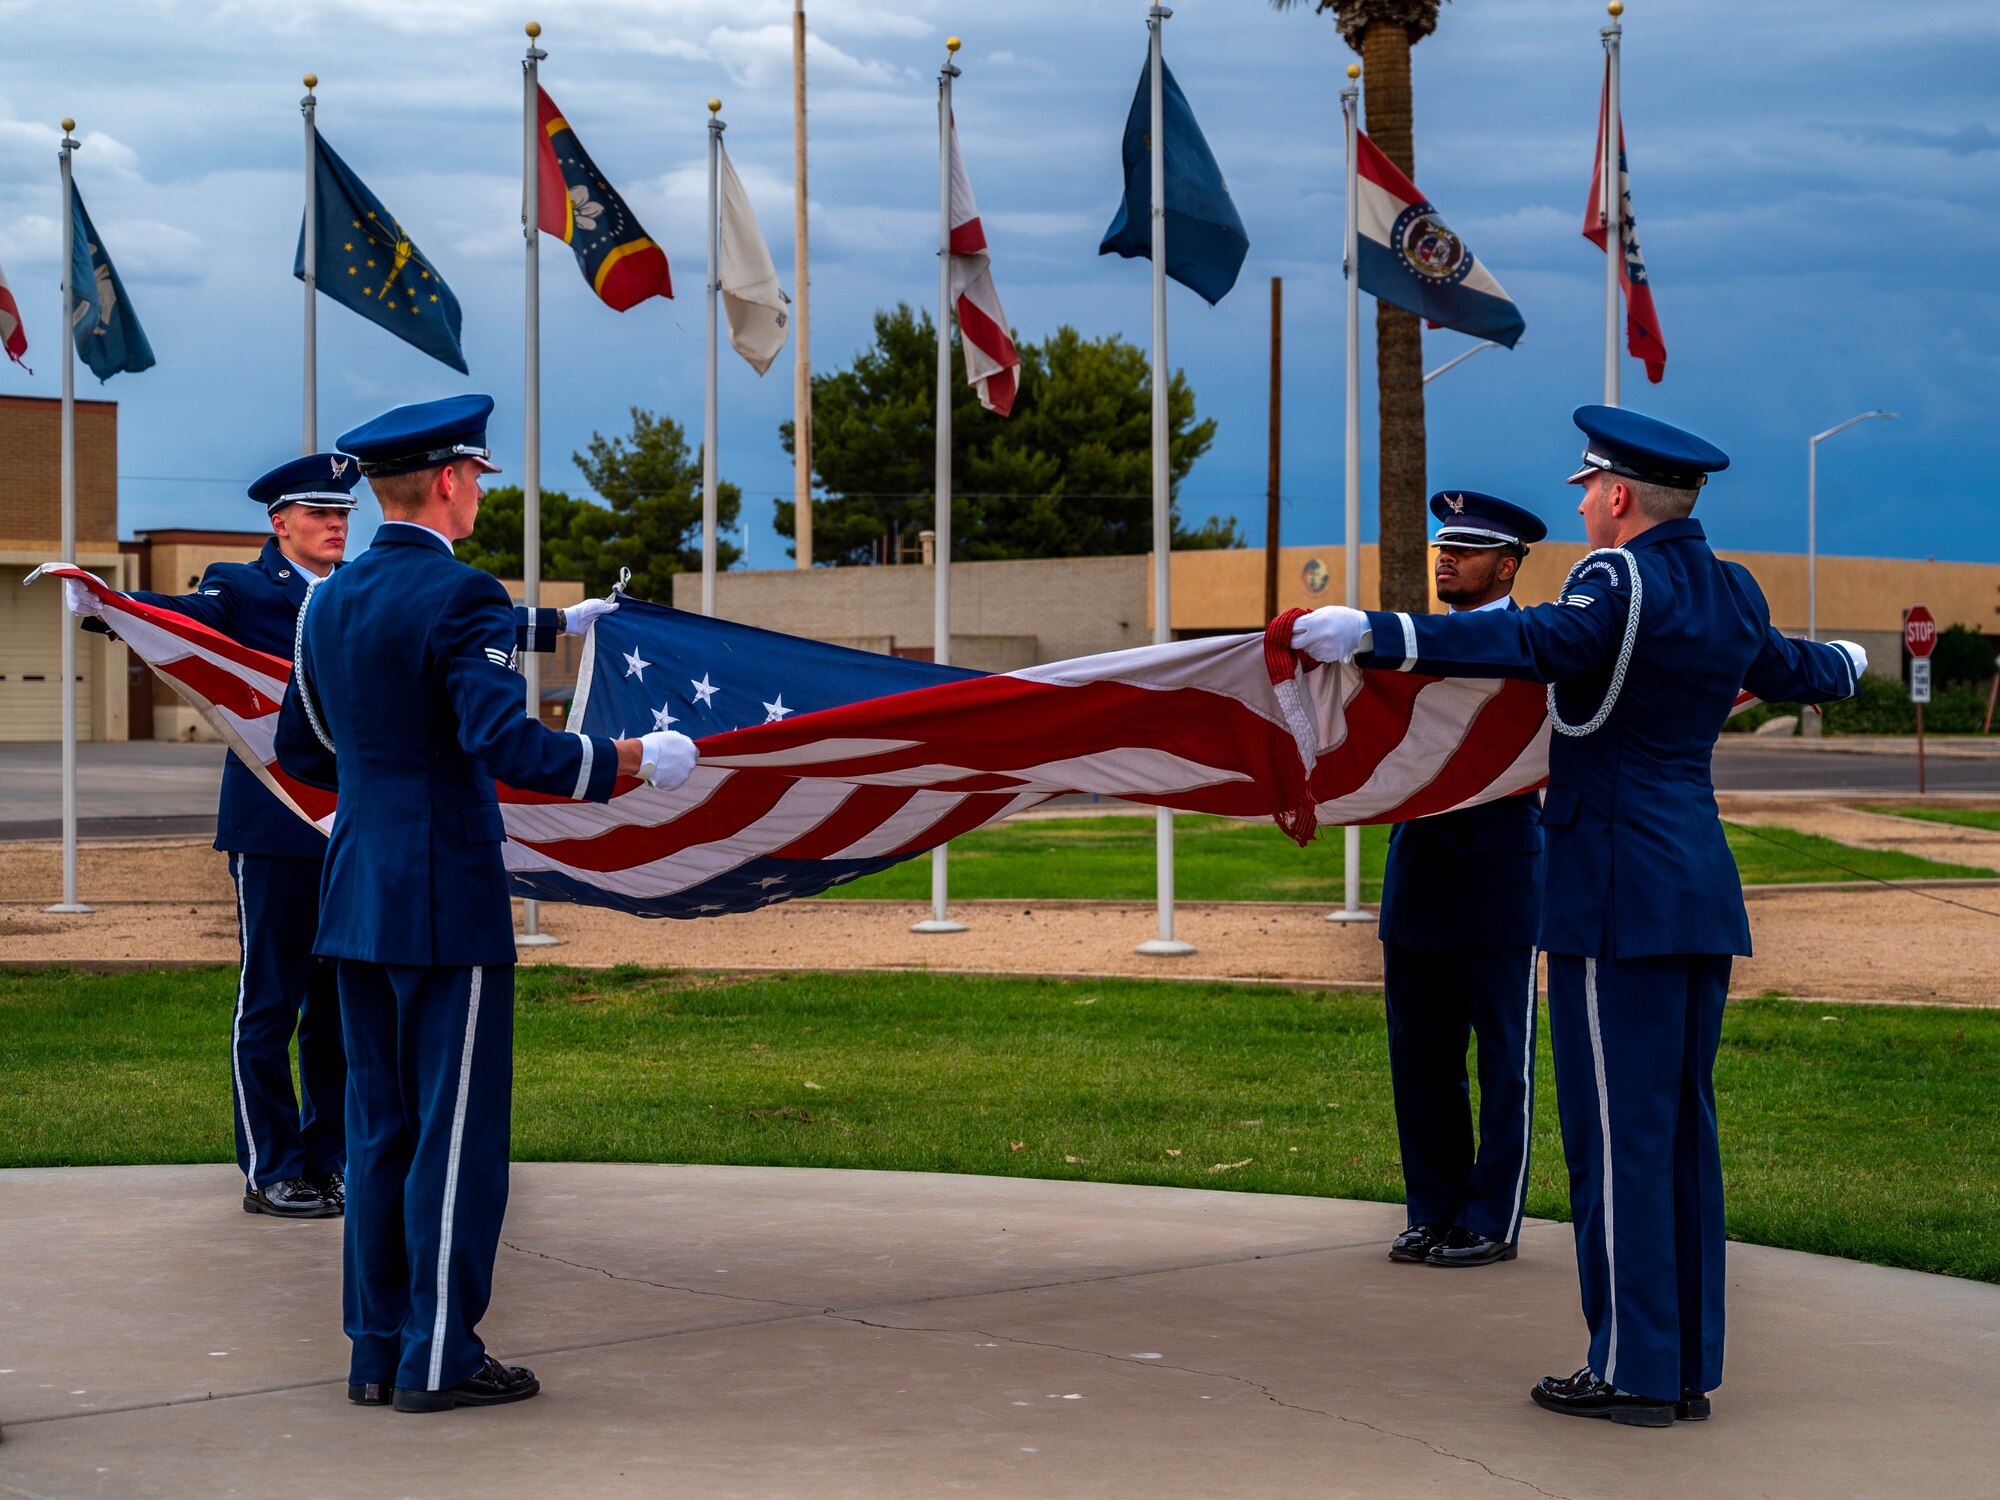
[[536, 87, 673, 312], [1583, 58, 1666, 383], [0, 258, 27, 368], [69, 184, 155, 381], [947, 116, 1020, 416], [1355, 132, 1525, 349], [36, 570, 1557, 920], [716, 140, 789, 374]]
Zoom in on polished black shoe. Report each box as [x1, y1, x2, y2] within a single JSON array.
[[1424, 1227, 1518, 1267], [347, 1380, 395, 1407], [393, 1356, 540, 1413], [307, 1170, 346, 1212], [1388, 1224, 1448, 1263], [243, 1176, 339, 1219], [1676, 1389, 1711, 1421], [1530, 1368, 1675, 1428]]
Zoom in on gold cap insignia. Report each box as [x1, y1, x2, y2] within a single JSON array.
[[1445, 493, 1466, 513]]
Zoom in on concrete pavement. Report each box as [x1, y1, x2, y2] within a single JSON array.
[[1, 1164, 1994, 1498]]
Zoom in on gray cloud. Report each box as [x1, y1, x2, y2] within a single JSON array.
[[1837, 122, 1999, 156]]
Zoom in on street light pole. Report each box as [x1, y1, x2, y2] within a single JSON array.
[[1421, 340, 1498, 385], [1807, 410, 1897, 642]]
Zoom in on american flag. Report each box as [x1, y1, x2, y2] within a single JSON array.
[[36, 568, 1557, 919]]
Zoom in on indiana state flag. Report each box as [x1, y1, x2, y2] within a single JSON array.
[[535, 87, 673, 311], [68, 183, 155, 381], [294, 133, 467, 373]]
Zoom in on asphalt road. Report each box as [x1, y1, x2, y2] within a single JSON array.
[[1, 738, 1995, 842]]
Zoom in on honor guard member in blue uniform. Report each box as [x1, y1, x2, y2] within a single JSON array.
[[1293, 407, 1865, 1427], [65, 454, 365, 1219], [275, 395, 696, 1415], [1380, 492, 1547, 1271]]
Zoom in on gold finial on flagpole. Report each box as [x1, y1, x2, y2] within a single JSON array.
[[526, 20, 542, 37], [1346, 63, 1360, 80], [304, 73, 317, 89], [709, 97, 722, 114], [61, 117, 75, 132], [946, 36, 960, 53], [1607, 1, 1623, 15]]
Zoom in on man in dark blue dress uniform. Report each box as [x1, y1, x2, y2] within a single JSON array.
[[67, 454, 364, 1218], [1380, 492, 1547, 1272], [276, 395, 696, 1414], [1294, 407, 1865, 1426]]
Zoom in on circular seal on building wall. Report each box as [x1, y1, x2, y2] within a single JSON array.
[[1392, 203, 1471, 285], [1302, 558, 1329, 596]]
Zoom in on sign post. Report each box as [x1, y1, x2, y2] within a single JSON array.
[[1906, 605, 1936, 793]]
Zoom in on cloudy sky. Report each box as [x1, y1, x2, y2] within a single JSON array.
[[1, 0, 1991, 570]]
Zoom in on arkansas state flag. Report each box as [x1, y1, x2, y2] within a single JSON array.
[[1583, 60, 1666, 383], [536, 86, 673, 311], [1354, 132, 1525, 348]]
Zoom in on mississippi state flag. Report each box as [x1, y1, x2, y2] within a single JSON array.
[[536, 87, 673, 311], [1583, 60, 1667, 383], [1355, 132, 1525, 349]]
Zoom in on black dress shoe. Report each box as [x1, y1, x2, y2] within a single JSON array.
[[1530, 1368, 1674, 1428], [348, 1380, 394, 1407], [307, 1170, 345, 1212], [243, 1177, 339, 1219], [1388, 1224, 1448, 1263], [1424, 1227, 1518, 1267], [393, 1355, 540, 1413], [1677, 1389, 1711, 1421]]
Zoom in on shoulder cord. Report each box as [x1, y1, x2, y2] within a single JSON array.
[[292, 576, 337, 755], [1547, 546, 1641, 739]]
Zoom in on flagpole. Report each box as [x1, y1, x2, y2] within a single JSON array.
[[915, 37, 966, 936], [1137, 4, 1193, 959], [1601, 0, 1623, 408], [48, 117, 90, 916], [702, 98, 722, 618], [791, 0, 814, 570], [519, 22, 556, 947], [1329, 63, 1372, 927], [301, 75, 318, 454]]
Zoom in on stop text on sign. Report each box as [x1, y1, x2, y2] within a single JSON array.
[[1905, 605, 1937, 659]]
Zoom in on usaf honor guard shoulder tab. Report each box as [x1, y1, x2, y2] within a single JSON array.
[[1429, 490, 1548, 550], [1566, 405, 1731, 491], [337, 394, 504, 480], [248, 453, 363, 516]]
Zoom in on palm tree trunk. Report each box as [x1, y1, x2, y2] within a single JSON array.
[[1359, 24, 1429, 615]]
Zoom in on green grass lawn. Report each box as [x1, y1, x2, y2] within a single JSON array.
[[823, 814, 1989, 902], [1865, 805, 2000, 834], [3, 966, 1995, 1283]]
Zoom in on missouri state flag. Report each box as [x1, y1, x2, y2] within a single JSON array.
[[536, 87, 672, 311], [1355, 132, 1524, 348]]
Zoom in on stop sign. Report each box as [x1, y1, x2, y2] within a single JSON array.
[[1905, 605, 1937, 659]]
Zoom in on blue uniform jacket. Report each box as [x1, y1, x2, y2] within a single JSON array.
[[106, 538, 574, 861], [1380, 791, 1544, 950], [1360, 518, 1857, 959], [273, 523, 620, 967]]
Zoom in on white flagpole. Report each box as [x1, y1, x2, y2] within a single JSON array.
[[1601, 1, 1623, 408], [519, 22, 556, 946], [48, 117, 90, 916], [914, 38, 966, 936], [702, 99, 723, 617], [791, 0, 813, 570], [1329, 64, 1372, 927], [301, 75, 318, 453], [1137, 5, 1193, 958]]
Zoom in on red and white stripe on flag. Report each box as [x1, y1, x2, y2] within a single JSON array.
[[1583, 59, 1668, 384], [0, 258, 29, 368], [947, 116, 1020, 417]]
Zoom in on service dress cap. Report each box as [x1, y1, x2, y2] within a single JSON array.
[[336, 394, 502, 479], [248, 452, 363, 515], [1430, 490, 1547, 549], [1566, 404, 1730, 490]]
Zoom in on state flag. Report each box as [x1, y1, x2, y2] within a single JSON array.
[[716, 141, 788, 374], [536, 87, 673, 311], [68, 183, 155, 381], [947, 114, 1019, 417], [0, 258, 27, 368], [1583, 59, 1667, 383]]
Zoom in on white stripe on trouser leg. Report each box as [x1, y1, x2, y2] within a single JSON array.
[[429, 966, 484, 1391], [1583, 956, 1620, 1385], [228, 854, 259, 1191], [1505, 947, 1538, 1245]]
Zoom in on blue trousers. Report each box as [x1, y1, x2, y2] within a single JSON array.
[[336, 960, 515, 1394], [1546, 953, 1730, 1402], [1382, 944, 1538, 1244], [227, 853, 345, 1188]]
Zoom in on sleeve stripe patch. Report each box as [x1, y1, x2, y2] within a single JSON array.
[[1395, 612, 1418, 672], [570, 732, 593, 801]]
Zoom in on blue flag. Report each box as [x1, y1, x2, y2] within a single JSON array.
[[68, 184, 154, 381], [1098, 56, 1250, 306], [294, 133, 467, 373]]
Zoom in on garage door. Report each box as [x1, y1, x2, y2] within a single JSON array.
[[0, 568, 94, 742]]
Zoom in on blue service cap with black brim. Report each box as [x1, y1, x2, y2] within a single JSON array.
[[248, 453, 363, 515], [1566, 404, 1730, 490], [1430, 490, 1547, 549], [336, 394, 503, 480]]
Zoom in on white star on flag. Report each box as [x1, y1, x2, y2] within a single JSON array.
[[762, 694, 792, 723], [650, 703, 678, 731], [755, 874, 787, 888], [623, 648, 650, 681], [691, 673, 719, 707]]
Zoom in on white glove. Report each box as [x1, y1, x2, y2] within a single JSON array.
[[1830, 640, 1868, 681], [62, 578, 105, 619], [1290, 605, 1372, 663], [638, 729, 698, 792], [562, 596, 619, 636]]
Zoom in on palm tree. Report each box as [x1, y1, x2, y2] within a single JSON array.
[[1273, 0, 1448, 615]]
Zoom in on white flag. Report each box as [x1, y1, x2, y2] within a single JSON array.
[[947, 117, 1019, 416], [717, 143, 789, 375]]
